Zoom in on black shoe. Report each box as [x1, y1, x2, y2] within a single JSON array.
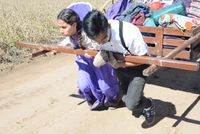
[[90, 100, 108, 111], [141, 98, 155, 128], [132, 108, 143, 118], [132, 97, 152, 118], [116, 100, 126, 108]]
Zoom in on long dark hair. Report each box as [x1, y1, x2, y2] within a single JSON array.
[[57, 8, 83, 48]]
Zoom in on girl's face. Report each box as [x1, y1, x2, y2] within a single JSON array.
[[94, 28, 111, 44], [57, 19, 77, 36]]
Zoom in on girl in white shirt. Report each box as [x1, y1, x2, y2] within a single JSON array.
[[57, 6, 121, 110]]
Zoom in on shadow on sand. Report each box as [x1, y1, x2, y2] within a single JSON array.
[[146, 68, 200, 94], [146, 68, 200, 128]]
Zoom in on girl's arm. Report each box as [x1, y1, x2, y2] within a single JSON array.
[[112, 61, 142, 68]]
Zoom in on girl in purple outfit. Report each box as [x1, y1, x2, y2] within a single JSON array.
[[56, 3, 120, 110]]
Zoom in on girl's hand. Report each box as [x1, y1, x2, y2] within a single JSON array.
[[84, 53, 93, 58], [51, 50, 58, 55], [112, 62, 124, 69], [112, 62, 141, 69]]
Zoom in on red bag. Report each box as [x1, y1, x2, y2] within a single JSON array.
[[132, 12, 146, 26]]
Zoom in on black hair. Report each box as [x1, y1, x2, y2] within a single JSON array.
[[57, 8, 82, 31], [57, 8, 84, 48], [83, 9, 109, 40]]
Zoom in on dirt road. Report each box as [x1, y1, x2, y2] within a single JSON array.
[[0, 54, 199, 134]]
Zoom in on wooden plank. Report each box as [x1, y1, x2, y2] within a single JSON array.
[[163, 27, 192, 37], [32, 50, 49, 58], [155, 27, 163, 56], [16, 41, 199, 71], [147, 47, 190, 59], [163, 38, 190, 48], [148, 47, 159, 56], [138, 26, 162, 33], [139, 26, 163, 56], [143, 37, 157, 44]]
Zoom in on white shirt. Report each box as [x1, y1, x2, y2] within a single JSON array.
[[81, 32, 100, 50], [100, 20, 147, 56], [59, 36, 74, 47]]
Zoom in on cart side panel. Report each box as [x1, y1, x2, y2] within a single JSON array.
[[138, 26, 197, 60]]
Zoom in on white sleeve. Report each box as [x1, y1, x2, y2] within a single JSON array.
[[58, 37, 72, 47], [126, 25, 147, 55], [81, 32, 100, 50]]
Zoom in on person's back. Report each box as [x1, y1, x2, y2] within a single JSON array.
[[100, 19, 147, 56]]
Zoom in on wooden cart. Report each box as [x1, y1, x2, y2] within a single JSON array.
[[16, 0, 200, 76]]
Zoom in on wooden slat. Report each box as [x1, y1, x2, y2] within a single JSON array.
[[143, 37, 157, 44], [148, 47, 166, 57], [139, 26, 192, 37], [138, 26, 162, 33], [163, 27, 192, 37], [139, 26, 163, 56], [148, 47, 190, 60], [163, 38, 189, 48], [163, 49, 190, 60], [155, 27, 163, 56], [148, 47, 159, 56]]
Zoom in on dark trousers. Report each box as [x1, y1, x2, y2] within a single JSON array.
[[116, 64, 150, 110]]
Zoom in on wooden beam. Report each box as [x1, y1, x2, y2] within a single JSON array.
[[163, 27, 192, 37], [16, 41, 199, 71], [32, 50, 49, 58]]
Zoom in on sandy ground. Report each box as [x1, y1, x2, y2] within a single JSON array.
[[0, 54, 199, 134]]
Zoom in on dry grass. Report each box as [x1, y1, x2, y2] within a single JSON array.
[[0, 0, 109, 70], [0, 0, 108, 44]]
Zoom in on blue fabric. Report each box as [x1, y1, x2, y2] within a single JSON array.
[[67, 2, 92, 21], [106, 0, 132, 20], [174, 0, 191, 7], [76, 56, 103, 106], [76, 55, 120, 109], [68, 2, 121, 109], [151, 2, 187, 25], [119, 2, 151, 22]]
